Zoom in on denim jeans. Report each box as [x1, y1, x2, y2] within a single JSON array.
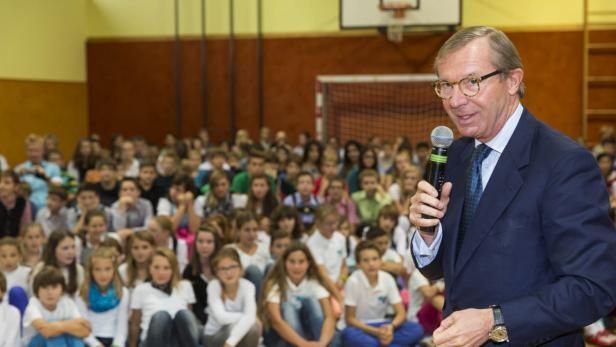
[[243, 265, 264, 299], [264, 296, 341, 347], [204, 323, 260, 347], [28, 334, 85, 347], [342, 320, 423, 347], [142, 309, 200, 347]]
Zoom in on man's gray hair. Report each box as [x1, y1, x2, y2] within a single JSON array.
[[434, 26, 525, 99]]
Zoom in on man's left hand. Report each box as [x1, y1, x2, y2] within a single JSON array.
[[433, 308, 493, 347]]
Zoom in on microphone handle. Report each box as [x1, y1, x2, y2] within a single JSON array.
[[420, 147, 448, 234]]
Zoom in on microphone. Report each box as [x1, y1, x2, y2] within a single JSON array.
[[421, 126, 454, 234]]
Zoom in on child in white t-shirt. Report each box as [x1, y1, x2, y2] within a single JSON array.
[[0, 237, 30, 315], [306, 204, 347, 310], [0, 272, 20, 347], [204, 248, 260, 347], [260, 242, 341, 347], [76, 247, 129, 347], [403, 254, 444, 335], [342, 241, 423, 347], [129, 248, 199, 347], [23, 266, 91, 346], [228, 210, 270, 298]]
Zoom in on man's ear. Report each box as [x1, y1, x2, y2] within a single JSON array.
[[507, 68, 524, 96]]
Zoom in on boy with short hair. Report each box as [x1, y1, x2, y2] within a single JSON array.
[[67, 183, 113, 234], [343, 241, 423, 347], [364, 227, 407, 279], [279, 154, 302, 197], [269, 229, 292, 262], [231, 149, 276, 194], [0, 272, 21, 347], [283, 172, 323, 230], [23, 266, 91, 346], [94, 158, 119, 207], [35, 186, 69, 236], [196, 148, 233, 191], [351, 169, 392, 224], [264, 229, 292, 275], [326, 177, 359, 228], [377, 204, 409, 255], [138, 160, 165, 214], [15, 134, 62, 210], [155, 151, 179, 193]]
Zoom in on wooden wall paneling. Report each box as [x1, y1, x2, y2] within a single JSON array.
[[87, 40, 176, 148], [0, 79, 87, 166], [507, 31, 583, 141], [87, 30, 587, 149]]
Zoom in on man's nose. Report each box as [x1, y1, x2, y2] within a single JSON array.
[[447, 86, 468, 108]]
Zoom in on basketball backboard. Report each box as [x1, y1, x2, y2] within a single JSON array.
[[340, 0, 461, 29]]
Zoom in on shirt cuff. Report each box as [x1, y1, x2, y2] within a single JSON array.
[[411, 224, 443, 268]]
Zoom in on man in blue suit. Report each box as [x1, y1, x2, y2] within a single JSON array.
[[409, 26, 616, 346]]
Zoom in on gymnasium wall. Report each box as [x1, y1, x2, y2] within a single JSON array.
[[0, 0, 88, 166], [86, 31, 583, 147], [2, 0, 614, 165]]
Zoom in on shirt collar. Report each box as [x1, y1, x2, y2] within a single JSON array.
[[475, 103, 523, 153], [286, 277, 306, 290], [357, 269, 383, 290]]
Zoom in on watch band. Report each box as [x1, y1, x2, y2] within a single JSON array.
[[490, 305, 505, 326]]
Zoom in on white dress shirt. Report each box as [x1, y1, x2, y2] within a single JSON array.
[[412, 103, 524, 267]]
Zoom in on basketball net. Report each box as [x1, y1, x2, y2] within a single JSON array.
[[379, 2, 411, 43], [387, 24, 404, 43]]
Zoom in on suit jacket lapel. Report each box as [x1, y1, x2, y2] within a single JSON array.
[[442, 139, 474, 280], [453, 109, 536, 278]]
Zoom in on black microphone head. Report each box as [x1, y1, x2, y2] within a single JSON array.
[[430, 126, 454, 149]]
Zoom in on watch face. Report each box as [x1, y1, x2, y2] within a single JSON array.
[[490, 326, 509, 343]]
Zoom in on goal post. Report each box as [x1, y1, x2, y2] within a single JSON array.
[[315, 74, 453, 146]]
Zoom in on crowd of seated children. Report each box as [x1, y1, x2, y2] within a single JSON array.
[[8, 126, 616, 346]]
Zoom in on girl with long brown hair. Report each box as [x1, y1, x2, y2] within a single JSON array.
[[259, 242, 340, 347]]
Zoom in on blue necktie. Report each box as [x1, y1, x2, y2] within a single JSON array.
[[456, 143, 492, 260]]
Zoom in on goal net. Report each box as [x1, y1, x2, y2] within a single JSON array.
[[315, 74, 453, 146]]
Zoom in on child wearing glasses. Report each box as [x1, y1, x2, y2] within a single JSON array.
[[204, 247, 260, 347]]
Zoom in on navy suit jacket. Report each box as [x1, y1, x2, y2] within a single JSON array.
[[414, 108, 616, 346]]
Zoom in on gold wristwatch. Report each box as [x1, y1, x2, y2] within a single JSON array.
[[488, 305, 509, 343]]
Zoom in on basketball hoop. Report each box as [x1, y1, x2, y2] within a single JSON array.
[[379, 2, 412, 18], [379, 1, 415, 43]]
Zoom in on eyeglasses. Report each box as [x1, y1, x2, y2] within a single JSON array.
[[434, 70, 502, 99], [216, 265, 240, 273]]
